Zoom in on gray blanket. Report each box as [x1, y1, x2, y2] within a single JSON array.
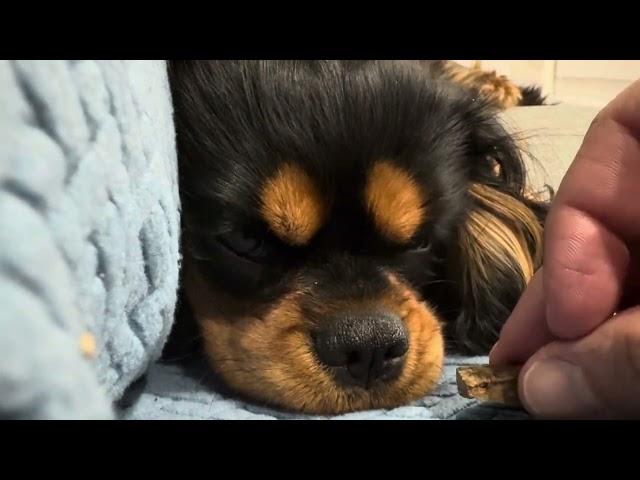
[[0, 60, 181, 419], [118, 354, 529, 420]]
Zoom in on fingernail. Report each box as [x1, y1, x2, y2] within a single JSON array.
[[522, 359, 602, 418]]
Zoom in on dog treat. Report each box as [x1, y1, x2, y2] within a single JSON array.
[[456, 365, 522, 407]]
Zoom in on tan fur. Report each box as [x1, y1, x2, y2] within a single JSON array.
[[364, 160, 427, 244], [442, 61, 523, 109], [463, 184, 544, 283], [260, 163, 326, 246], [183, 261, 444, 415]]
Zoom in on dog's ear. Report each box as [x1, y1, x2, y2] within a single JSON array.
[[446, 119, 548, 354]]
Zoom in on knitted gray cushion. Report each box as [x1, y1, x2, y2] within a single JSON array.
[[0, 60, 181, 419]]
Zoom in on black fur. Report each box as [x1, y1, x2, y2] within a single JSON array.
[[167, 60, 549, 360], [518, 85, 547, 106]]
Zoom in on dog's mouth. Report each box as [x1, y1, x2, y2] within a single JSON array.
[[183, 262, 445, 415]]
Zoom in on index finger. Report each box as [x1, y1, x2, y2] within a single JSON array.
[[492, 80, 640, 366], [542, 80, 640, 339]]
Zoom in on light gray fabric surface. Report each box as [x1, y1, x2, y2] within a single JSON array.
[[119, 354, 512, 420], [0, 60, 181, 419]]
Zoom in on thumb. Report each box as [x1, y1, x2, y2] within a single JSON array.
[[518, 306, 640, 419]]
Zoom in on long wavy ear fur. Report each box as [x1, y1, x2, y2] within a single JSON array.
[[446, 116, 549, 355]]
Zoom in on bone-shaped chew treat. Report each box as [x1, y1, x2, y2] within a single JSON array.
[[456, 365, 522, 407]]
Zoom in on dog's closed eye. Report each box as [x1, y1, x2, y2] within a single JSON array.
[[410, 238, 432, 254], [217, 230, 268, 262]]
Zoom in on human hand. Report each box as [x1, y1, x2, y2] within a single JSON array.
[[489, 80, 640, 419]]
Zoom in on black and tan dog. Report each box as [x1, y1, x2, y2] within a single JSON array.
[[165, 60, 549, 414]]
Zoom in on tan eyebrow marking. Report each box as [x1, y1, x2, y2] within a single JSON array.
[[364, 160, 427, 243], [260, 163, 326, 246]]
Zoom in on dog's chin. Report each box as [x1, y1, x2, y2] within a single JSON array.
[[183, 264, 445, 415], [199, 318, 445, 415]]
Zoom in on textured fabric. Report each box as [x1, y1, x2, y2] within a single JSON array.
[[0, 60, 181, 419], [118, 354, 530, 420]]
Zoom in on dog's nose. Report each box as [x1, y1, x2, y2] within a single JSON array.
[[313, 312, 408, 389]]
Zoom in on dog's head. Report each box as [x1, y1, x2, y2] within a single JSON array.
[[168, 60, 546, 414]]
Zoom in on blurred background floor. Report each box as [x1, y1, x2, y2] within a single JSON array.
[[453, 61, 640, 191], [456, 60, 640, 109], [500, 103, 600, 192]]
